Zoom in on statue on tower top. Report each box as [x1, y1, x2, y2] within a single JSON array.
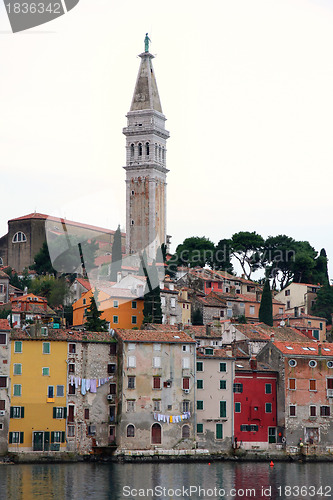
[[144, 33, 151, 53]]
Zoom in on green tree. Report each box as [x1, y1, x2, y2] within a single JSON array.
[[311, 248, 330, 285], [110, 225, 122, 282], [213, 238, 234, 273], [175, 236, 215, 268], [263, 235, 298, 289], [30, 242, 57, 276], [2, 267, 24, 291], [259, 279, 273, 326], [84, 294, 108, 331], [192, 308, 203, 326], [143, 260, 163, 324], [230, 231, 265, 279], [311, 284, 333, 324], [28, 276, 69, 308]]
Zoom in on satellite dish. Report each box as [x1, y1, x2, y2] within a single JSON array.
[[280, 320, 285, 327]]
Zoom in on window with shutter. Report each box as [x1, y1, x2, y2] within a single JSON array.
[[220, 401, 226, 418]]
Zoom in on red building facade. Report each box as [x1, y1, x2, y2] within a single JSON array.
[[234, 359, 278, 450]]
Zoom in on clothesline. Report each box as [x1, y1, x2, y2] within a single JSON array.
[[153, 412, 191, 424], [69, 376, 111, 395]]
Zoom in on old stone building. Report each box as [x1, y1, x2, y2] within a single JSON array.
[[0, 213, 125, 273], [258, 341, 333, 452], [195, 347, 235, 451], [0, 270, 9, 305], [123, 38, 169, 260], [115, 329, 195, 451]]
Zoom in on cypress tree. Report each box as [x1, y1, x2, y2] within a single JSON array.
[[143, 260, 162, 324], [259, 279, 273, 326], [110, 225, 122, 282], [85, 294, 108, 332]]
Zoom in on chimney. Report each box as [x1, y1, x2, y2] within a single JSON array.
[[270, 333, 275, 343], [117, 272, 122, 283], [177, 323, 183, 331], [206, 324, 211, 336], [318, 343, 322, 356], [250, 355, 257, 370]]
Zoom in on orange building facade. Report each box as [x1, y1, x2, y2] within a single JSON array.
[[73, 288, 144, 329]]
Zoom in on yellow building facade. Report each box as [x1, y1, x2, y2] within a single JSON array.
[[9, 334, 67, 452]]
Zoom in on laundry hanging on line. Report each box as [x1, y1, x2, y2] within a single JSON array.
[[69, 376, 111, 395]]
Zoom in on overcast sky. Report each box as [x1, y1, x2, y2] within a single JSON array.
[[1, 0, 333, 277]]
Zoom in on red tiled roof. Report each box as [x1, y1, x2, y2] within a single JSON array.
[[11, 293, 47, 303], [273, 341, 333, 356], [76, 278, 92, 291], [235, 323, 311, 342], [197, 348, 233, 359], [9, 213, 125, 236], [143, 324, 179, 331], [115, 329, 195, 343], [11, 328, 116, 343], [273, 313, 327, 322], [0, 319, 10, 330], [0, 270, 9, 279]]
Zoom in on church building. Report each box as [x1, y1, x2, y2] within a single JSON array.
[[123, 35, 170, 260]]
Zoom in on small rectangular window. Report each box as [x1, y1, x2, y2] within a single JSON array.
[[288, 379, 296, 390], [220, 401, 227, 418], [235, 402, 241, 413], [113, 316, 119, 324], [128, 356, 136, 368], [220, 380, 227, 390], [153, 357, 161, 368], [0, 377, 7, 388], [182, 377, 190, 390], [128, 376, 135, 389], [197, 379, 203, 389], [265, 403, 272, 413], [182, 358, 190, 369], [13, 364, 22, 376], [67, 426, 75, 437], [153, 377, 161, 389], [113, 300, 118, 308], [153, 400, 161, 412], [233, 383, 243, 393], [197, 423, 203, 434], [13, 384, 21, 396], [309, 379, 316, 391], [42, 367, 50, 377], [196, 361, 203, 372], [127, 400, 135, 412], [68, 343, 76, 354], [14, 341, 22, 353], [0, 334, 6, 345], [197, 400, 204, 410], [131, 316, 137, 325], [56, 385, 64, 397], [48, 386, 54, 398], [108, 363, 116, 374], [84, 409, 90, 420], [265, 383, 272, 394], [131, 301, 137, 309], [310, 405, 316, 417], [68, 364, 75, 374], [289, 405, 296, 417], [43, 342, 50, 354], [320, 406, 330, 417]]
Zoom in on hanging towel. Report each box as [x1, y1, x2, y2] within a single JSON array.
[[170, 416, 173, 423], [167, 416, 170, 424], [75, 377, 80, 389], [81, 379, 86, 395], [85, 379, 91, 392], [90, 379, 97, 393]]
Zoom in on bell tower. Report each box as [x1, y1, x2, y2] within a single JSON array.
[[123, 35, 169, 260]]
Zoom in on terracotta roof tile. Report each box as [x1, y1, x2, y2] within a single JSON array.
[[235, 323, 311, 342], [115, 329, 195, 343], [0, 319, 10, 330], [273, 341, 333, 356], [11, 328, 116, 343], [76, 278, 92, 291]]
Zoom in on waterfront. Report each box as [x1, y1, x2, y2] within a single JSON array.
[[0, 461, 332, 500]]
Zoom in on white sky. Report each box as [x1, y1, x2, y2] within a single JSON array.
[[1, 0, 333, 277]]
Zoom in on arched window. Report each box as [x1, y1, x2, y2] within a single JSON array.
[[127, 424, 135, 437], [151, 423, 162, 444], [12, 232, 27, 243], [146, 142, 150, 156], [182, 425, 190, 439], [155, 144, 158, 158], [138, 143, 142, 156], [130, 144, 134, 157]]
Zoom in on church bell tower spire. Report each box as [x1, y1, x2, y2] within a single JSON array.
[[123, 35, 170, 260]]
